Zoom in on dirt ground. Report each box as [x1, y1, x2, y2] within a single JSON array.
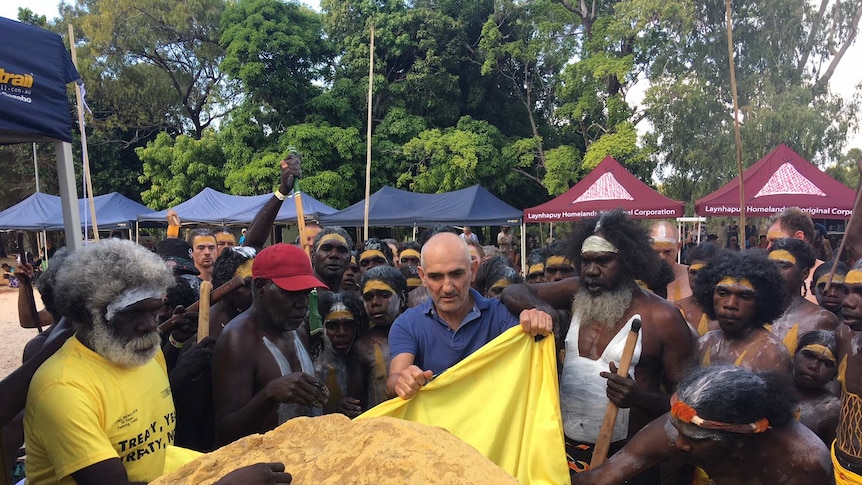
[[0, 257, 44, 379]]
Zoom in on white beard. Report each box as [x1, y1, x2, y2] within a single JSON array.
[[571, 284, 634, 330], [86, 314, 161, 368]]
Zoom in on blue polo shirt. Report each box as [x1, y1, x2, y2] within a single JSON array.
[[388, 288, 520, 376]]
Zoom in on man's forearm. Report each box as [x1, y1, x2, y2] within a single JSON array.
[[214, 386, 277, 446], [244, 196, 284, 249]]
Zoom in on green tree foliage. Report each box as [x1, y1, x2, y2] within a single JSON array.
[[73, 0, 232, 138], [220, 0, 333, 126], [827, 148, 862, 189], [137, 131, 227, 209], [640, 0, 861, 202]]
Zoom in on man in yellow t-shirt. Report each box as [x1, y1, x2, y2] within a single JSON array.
[[24, 239, 179, 485]]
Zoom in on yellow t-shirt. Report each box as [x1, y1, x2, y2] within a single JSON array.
[[24, 336, 175, 485]]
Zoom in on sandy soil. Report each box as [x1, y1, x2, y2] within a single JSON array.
[[0, 275, 45, 380]]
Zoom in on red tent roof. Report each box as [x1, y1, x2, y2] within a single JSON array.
[[524, 156, 684, 223], [694, 144, 855, 219]]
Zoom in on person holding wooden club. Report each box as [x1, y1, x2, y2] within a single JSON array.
[[501, 209, 694, 484]]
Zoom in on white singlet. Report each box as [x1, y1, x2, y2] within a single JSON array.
[[560, 314, 642, 443]]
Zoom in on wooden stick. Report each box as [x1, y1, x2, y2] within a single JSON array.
[[17, 232, 42, 332], [826, 163, 862, 292], [363, 23, 375, 242], [67, 24, 99, 241], [590, 316, 642, 469], [159, 275, 244, 332], [723, 0, 746, 234], [197, 281, 213, 342]]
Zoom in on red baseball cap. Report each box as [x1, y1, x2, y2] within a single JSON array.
[[252, 243, 328, 292]]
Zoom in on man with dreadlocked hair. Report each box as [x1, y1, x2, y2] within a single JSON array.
[[694, 250, 791, 373], [501, 209, 694, 482], [475, 255, 523, 299], [570, 366, 832, 484]]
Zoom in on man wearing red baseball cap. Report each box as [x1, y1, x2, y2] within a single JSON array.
[[212, 243, 331, 446]]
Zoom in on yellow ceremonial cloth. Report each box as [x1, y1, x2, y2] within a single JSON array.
[[358, 326, 570, 485], [163, 446, 203, 475], [834, 442, 862, 485]]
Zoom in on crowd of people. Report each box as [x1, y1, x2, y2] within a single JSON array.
[[1, 154, 859, 484]]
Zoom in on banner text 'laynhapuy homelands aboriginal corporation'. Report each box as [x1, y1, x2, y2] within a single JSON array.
[[526, 208, 679, 221], [700, 205, 852, 217]]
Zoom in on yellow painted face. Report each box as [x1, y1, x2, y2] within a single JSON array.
[[767, 250, 797, 265], [717, 277, 755, 291], [845, 270, 862, 285]]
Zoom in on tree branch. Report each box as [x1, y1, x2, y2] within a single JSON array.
[[814, 1, 862, 92]]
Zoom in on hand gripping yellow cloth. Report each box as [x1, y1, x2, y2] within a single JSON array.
[[358, 326, 570, 485]]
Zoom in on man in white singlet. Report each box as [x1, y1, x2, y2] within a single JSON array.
[[501, 209, 694, 484]]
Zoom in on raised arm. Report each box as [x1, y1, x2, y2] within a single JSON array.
[[244, 155, 301, 249]]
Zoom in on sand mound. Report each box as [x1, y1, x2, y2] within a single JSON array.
[[154, 414, 518, 484]]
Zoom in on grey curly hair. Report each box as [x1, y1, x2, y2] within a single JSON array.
[[53, 239, 175, 328]]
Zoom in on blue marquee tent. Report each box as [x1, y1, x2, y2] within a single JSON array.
[[45, 192, 155, 231], [136, 187, 338, 225], [0, 17, 84, 250], [0, 192, 156, 231], [318, 185, 522, 227], [0, 192, 62, 230]]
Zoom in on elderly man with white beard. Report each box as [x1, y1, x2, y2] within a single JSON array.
[[22, 240, 295, 485], [501, 209, 695, 484]]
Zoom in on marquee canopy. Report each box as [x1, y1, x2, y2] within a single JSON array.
[[524, 156, 684, 222], [318, 185, 522, 227], [136, 187, 338, 226], [694, 144, 855, 219], [0, 192, 155, 231]]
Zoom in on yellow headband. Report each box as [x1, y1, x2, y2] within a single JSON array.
[[316, 233, 348, 251], [400, 249, 421, 260], [800, 344, 836, 363], [363, 280, 395, 296], [546, 256, 573, 267], [689, 263, 706, 271], [582, 235, 618, 254], [717, 277, 755, 291], [652, 241, 676, 250], [360, 249, 387, 262], [768, 250, 797, 265], [489, 279, 510, 290], [816, 274, 845, 287], [406, 277, 421, 287], [325, 310, 355, 322], [846, 270, 862, 285], [233, 259, 254, 279], [528, 263, 544, 275]]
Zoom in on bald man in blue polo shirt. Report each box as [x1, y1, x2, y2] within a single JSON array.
[[387, 232, 552, 399]]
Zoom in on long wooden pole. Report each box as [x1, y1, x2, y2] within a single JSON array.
[[725, 0, 745, 233], [197, 281, 212, 342], [67, 24, 99, 241], [590, 317, 642, 468], [363, 24, 375, 242]]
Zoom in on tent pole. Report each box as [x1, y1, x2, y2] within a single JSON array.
[[33, 143, 40, 192], [413, 222, 417, 241], [520, 222, 526, 275], [363, 24, 375, 241], [135, 221, 139, 243], [55, 141, 82, 252]]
